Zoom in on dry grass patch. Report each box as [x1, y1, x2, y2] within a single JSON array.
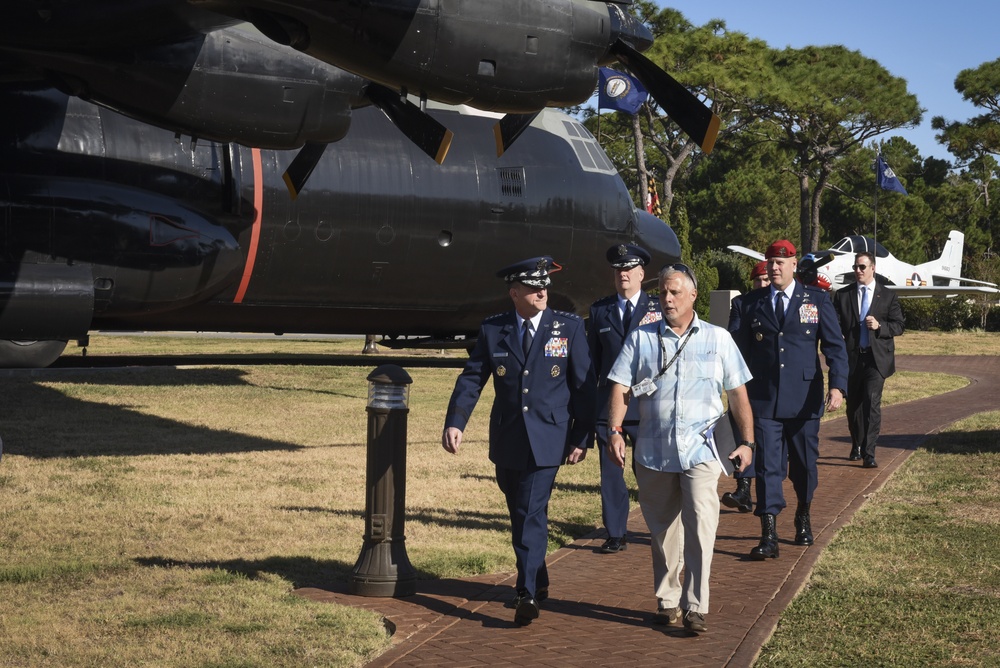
[[895, 330, 1000, 356]]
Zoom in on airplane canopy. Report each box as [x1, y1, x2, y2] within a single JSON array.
[[822, 235, 890, 259]]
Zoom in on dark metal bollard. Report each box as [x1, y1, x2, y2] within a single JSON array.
[[348, 364, 417, 597]]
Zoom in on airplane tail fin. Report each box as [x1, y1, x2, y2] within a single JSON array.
[[919, 230, 964, 286]]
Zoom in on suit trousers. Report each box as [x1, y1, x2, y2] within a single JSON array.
[[847, 351, 885, 459], [635, 460, 721, 615], [595, 422, 639, 538], [495, 462, 560, 597], [754, 417, 820, 516]]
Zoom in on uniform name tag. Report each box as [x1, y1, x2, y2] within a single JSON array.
[[493, 352, 508, 357], [599, 327, 612, 333], [799, 304, 819, 324], [544, 337, 568, 357]]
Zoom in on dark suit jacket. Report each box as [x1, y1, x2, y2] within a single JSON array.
[[445, 308, 596, 470], [833, 281, 905, 378], [730, 281, 849, 420], [587, 291, 660, 425]]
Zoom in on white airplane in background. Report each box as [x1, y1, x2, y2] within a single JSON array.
[[728, 230, 999, 298]]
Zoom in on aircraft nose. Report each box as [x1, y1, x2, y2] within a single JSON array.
[[633, 209, 681, 265]]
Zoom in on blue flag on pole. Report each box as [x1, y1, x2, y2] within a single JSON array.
[[875, 154, 908, 195], [598, 67, 648, 115]]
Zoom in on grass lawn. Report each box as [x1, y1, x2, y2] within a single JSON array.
[[1, 330, 998, 666]]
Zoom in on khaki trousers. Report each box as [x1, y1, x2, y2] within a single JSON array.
[[635, 460, 721, 614]]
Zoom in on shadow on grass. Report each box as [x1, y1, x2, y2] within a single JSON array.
[[1, 368, 306, 457], [281, 504, 594, 537], [459, 472, 602, 495], [921, 428, 1000, 455], [134, 554, 367, 590]]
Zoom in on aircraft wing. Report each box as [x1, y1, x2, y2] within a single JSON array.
[[889, 285, 1000, 299], [727, 245, 765, 261], [929, 275, 999, 288]]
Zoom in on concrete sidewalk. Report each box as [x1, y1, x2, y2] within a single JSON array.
[[297, 356, 999, 667]]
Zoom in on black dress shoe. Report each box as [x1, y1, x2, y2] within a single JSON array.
[[509, 587, 547, 609], [849, 446, 862, 461], [514, 596, 540, 626], [862, 456, 878, 468], [600, 536, 627, 553]]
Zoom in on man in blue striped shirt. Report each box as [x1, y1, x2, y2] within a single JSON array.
[[606, 264, 755, 633]]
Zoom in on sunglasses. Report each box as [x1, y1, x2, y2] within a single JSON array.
[[664, 263, 697, 288], [852, 264, 870, 271]]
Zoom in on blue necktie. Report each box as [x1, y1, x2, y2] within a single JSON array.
[[859, 287, 870, 348], [522, 321, 533, 356], [622, 300, 633, 330], [775, 292, 786, 328]]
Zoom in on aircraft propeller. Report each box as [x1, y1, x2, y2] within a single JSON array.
[[796, 252, 836, 288], [609, 40, 720, 155], [494, 5, 721, 157], [282, 82, 455, 198]]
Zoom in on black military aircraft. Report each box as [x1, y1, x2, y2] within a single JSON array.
[[1, 86, 679, 368], [3, 0, 719, 183]]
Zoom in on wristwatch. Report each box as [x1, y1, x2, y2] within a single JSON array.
[[608, 426, 624, 437], [738, 439, 756, 451]]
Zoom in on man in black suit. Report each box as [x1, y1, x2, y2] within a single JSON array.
[[833, 251, 905, 468], [588, 243, 659, 553], [443, 256, 596, 626]]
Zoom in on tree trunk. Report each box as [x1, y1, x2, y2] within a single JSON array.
[[632, 113, 648, 216]]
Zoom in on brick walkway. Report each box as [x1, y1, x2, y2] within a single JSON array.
[[297, 356, 999, 667]]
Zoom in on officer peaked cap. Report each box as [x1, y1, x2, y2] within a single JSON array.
[[606, 243, 651, 269], [497, 256, 558, 288]]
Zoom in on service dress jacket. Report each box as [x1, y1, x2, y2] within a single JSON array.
[[731, 281, 849, 420], [445, 308, 596, 470], [588, 291, 661, 426]]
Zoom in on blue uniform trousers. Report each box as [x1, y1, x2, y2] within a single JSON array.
[[754, 417, 819, 516], [495, 462, 560, 597], [595, 423, 638, 538]]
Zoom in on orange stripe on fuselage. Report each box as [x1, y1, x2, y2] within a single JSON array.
[[233, 148, 264, 304]]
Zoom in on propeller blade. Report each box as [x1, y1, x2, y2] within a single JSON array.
[[282, 142, 327, 199], [367, 84, 454, 164], [611, 40, 720, 154], [493, 112, 541, 157]]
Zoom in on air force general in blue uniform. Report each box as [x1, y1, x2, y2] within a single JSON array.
[[730, 240, 848, 560], [442, 256, 595, 626], [588, 243, 660, 553]]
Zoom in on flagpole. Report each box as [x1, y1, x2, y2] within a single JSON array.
[[873, 153, 879, 247]]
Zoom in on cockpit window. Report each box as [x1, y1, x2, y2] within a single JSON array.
[[561, 120, 617, 174]]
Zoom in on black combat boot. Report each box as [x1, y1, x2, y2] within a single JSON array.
[[749, 513, 779, 560], [721, 477, 753, 513], [794, 502, 814, 546]]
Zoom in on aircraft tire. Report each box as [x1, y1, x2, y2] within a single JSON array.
[[0, 340, 68, 369]]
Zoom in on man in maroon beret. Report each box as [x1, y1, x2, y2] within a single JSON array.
[[729, 239, 848, 559]]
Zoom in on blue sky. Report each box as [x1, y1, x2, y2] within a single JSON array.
[[671, 1, 999, 163]]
